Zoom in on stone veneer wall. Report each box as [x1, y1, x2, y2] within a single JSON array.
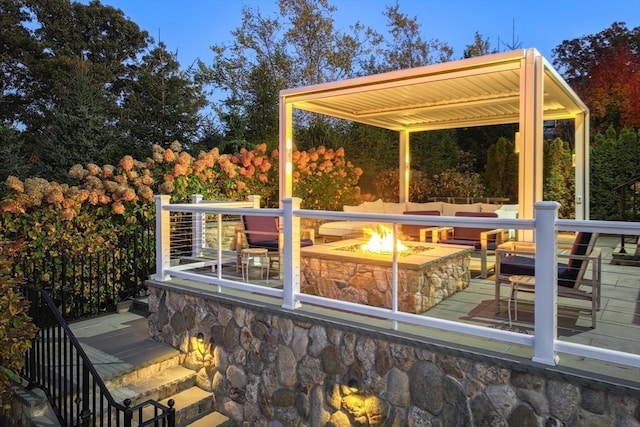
[[300, 250, 470, 313], [147, 283, 640, 426]]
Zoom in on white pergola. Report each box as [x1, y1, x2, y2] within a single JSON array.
[[278, 48, 590, 220]]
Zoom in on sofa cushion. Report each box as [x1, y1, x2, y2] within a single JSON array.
[[406, 201, 443, 212], [500, 256, 574, 286], [343, 203, 368, 213], [442, 202, 481, 216], [363, 198, 385, 213], [384, 202, 408, 215], [479, 203, 502, 213]]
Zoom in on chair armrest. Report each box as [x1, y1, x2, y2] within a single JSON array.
[[479, 228, 508, 249], [431, 226, 453, 243], [302, 227, 315, 241], [418, 226, 442, 242], [497, 241, 536, 253]]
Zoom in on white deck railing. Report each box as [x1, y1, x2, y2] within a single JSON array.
[[154, 195, 640, 371]]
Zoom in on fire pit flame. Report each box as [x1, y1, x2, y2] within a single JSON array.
[[361, 225, 407, 253]]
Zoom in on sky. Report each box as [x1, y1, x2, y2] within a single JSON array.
[[89, 0, 640, 71]]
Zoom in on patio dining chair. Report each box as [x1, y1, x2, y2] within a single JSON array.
[[235, 215, 314, 275], [494, 232, 601, 327]]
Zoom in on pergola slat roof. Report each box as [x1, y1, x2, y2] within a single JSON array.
[[282, 50, 586, 132], [279, 48, 590, 220]]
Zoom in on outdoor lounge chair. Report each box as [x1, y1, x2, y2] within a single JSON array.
[[235, 215, 314, 274], [400, 210, 442, 241], [432, 211, 508, 278], [494, 232, 601, 327]]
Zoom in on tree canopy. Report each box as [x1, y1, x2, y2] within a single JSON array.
[[553, 22, 640, 132], [0, 0, 208, 182], [1, 0, 636, 217]]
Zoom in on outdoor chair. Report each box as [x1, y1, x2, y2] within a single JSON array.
[[494, 232, 601, 328], [431, 211, 508, 278], [235, 215, 314, 275], [400, 210, 442, 241]]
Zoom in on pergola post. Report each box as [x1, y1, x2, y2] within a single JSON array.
[[518, 49, 545, 240], [279, 97, 293, 201], [574, 112, 590, 219], [399, 130, 410, 203]]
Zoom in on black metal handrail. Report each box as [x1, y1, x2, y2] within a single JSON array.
[[13, 221, 155, 322], [21, 284, 175, 427]]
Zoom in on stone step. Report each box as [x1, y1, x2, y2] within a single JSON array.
[[109, 365, 197, 407], [181, 410, 233, 427], [102, 348, 183, 389], [151, 386, 222, 426]]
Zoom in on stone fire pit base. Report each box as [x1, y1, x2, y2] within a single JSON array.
[[300, 239, 473, 314]]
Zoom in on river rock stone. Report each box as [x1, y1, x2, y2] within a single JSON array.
[[485, 384, 518, 419], [386, 367, 410, 407], [547, 379, 580, 421], [469, 393, 505, 426], [277, 345, 297, 387], [409, 361, 444, 414]]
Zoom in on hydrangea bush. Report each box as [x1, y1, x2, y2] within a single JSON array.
[[0, 142, 362, 257]]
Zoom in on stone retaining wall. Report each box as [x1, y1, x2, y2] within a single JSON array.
[[147, 283, 639, 426]]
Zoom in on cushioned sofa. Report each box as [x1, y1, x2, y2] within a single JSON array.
[[317, 199, 516, 241]]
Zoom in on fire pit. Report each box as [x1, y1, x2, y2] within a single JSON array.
[[300, 227, 472, 313]]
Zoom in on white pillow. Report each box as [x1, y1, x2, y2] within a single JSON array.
[[495, 205, 519, 218]]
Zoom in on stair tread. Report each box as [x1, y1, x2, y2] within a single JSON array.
[[140, 386, 214, 426], [159, 385, 212, 407], [110, 365, 197, 402], [182, 410, 230, 427]]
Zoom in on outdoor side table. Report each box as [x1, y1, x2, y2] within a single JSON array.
[[240, 248, 269, 282], [507, 275, 535, 326]]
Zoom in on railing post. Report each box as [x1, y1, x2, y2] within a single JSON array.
[[248, 194, 261, 208], [532, 201, 559, 365], [155, 195, 171, 281], [282, 197, 302, 310], [167, 399, 176, 427], [123, 399, 133, 427], [192, 194, 204, 257]]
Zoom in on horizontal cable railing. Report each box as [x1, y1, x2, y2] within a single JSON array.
[[155, 195, 640, 372], [21, 284, 175, 427]]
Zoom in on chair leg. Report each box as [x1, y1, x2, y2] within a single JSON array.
[[508, 285, 518, 327]]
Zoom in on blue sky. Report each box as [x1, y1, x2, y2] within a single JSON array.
[[93, 0, 639, 69]]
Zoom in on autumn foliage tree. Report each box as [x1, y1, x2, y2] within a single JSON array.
[[553, 22, 640, 132]]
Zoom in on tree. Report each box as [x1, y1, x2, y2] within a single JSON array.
[[0, 0, 41, 126], [590, 127, 640, 220], [484, 137, 518, 201], [200, 5, 291, 146], [35, 57, 117, 181], [463, 31, 497, 58], [552, 22, 640, 132], [119, 43, 207, 160], [543, 138, 574, 218], [370, 3, 453, 73], [1, 0, 154, 180]]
